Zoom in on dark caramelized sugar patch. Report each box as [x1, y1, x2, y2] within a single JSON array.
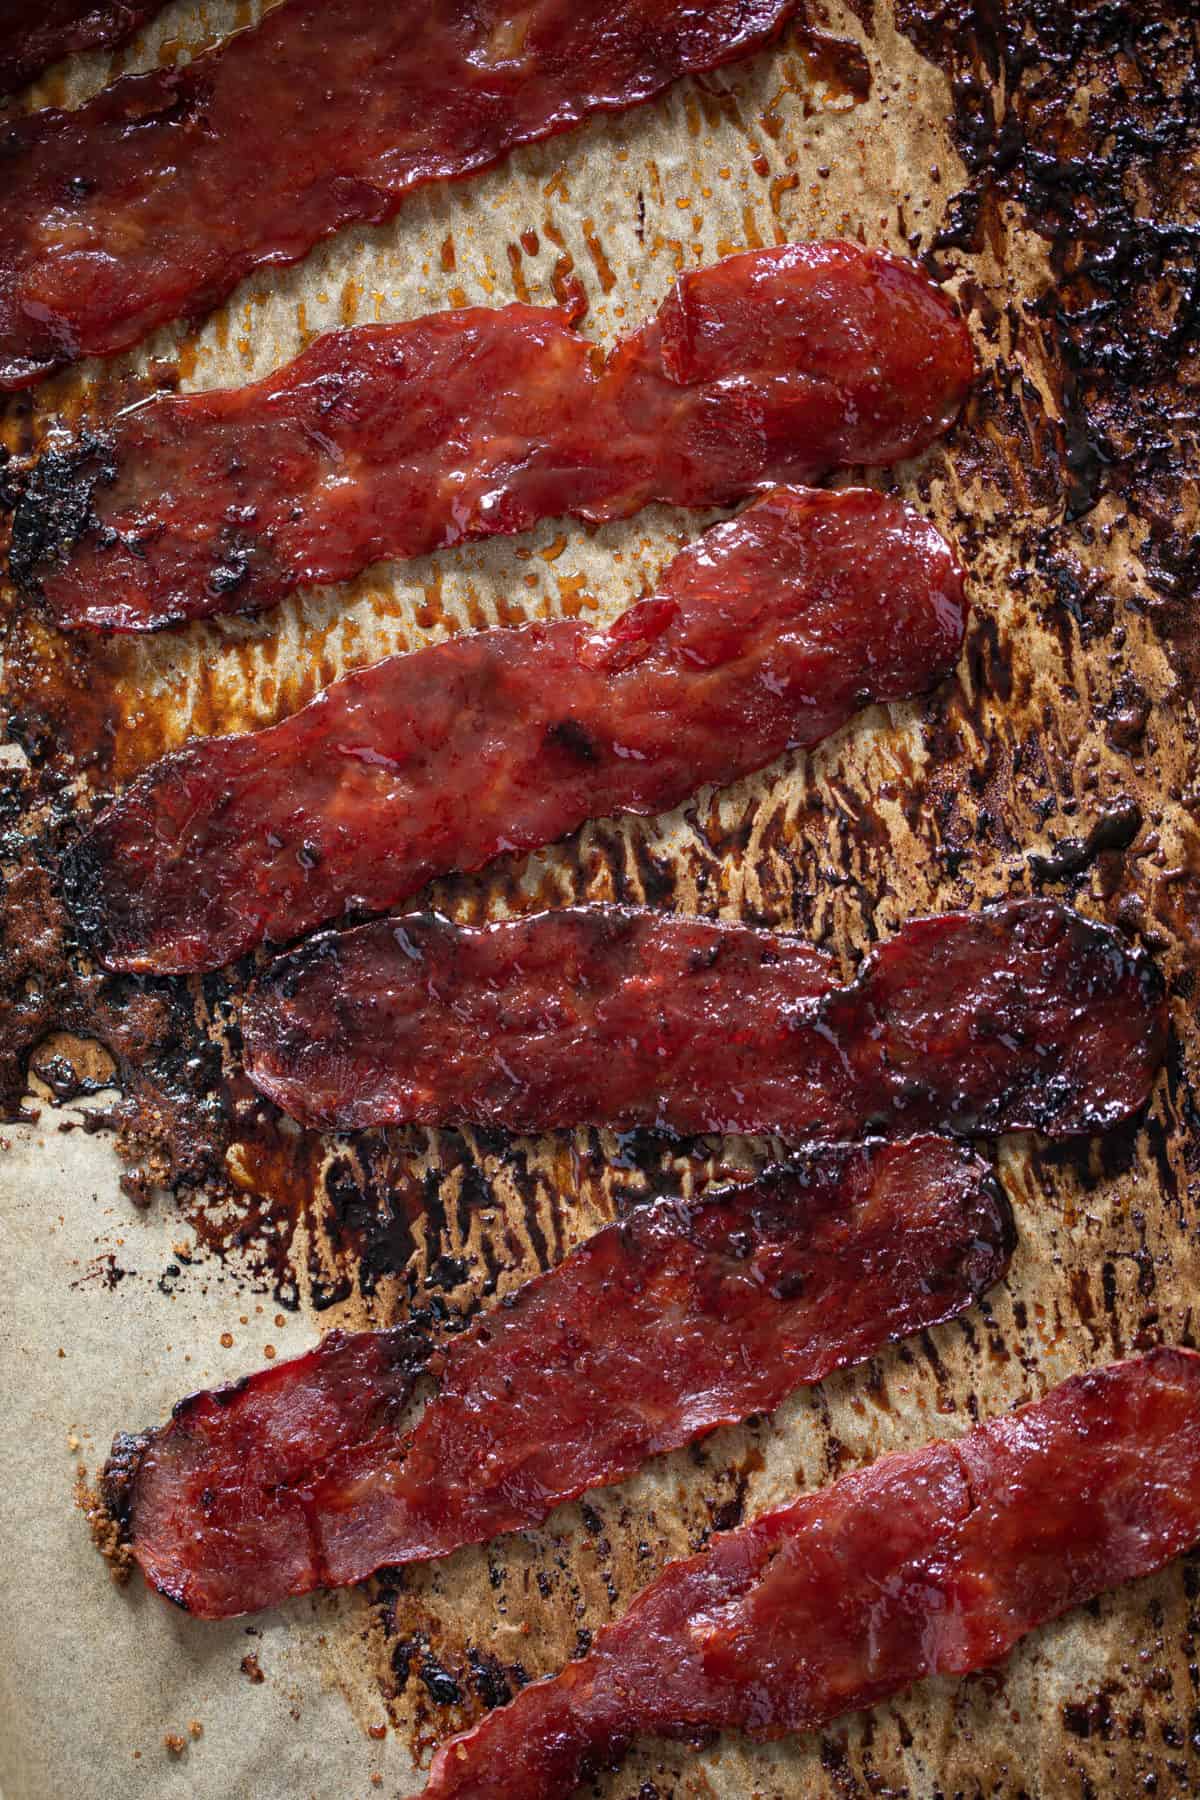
[[899, 0, 1200, 667]]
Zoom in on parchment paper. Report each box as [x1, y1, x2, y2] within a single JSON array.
[[3, 2, 1199, 1796]]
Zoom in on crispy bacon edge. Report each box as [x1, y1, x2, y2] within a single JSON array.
[[0, 1, 163, 95]]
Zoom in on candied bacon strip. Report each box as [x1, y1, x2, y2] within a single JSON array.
[[423, 1347, 1200, 1800], [12, 242, 975, 630], [244, 897, 1166, 1141], [0, 0, 163, 94], [103, 1135, 1012, 1619], [0, 0, 813, 389], [63, 485, 968, 971]]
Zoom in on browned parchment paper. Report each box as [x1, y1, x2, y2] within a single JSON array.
[[2, 2, 1199, 1796]]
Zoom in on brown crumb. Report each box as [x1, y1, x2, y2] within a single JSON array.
[[240, 1652, 266, 1684], [188, 1720, 203, 1739], [164, 1733, 186, 1756], [220, 1331, 234, 1348], [57, 1347, 65, 1358], [371, 1778, 383, 1788], [367, 1723, 387, 1741], [74, 1464, 133, 1583], [264, 1344, 277, 1359]]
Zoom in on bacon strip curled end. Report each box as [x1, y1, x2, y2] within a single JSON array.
[[64, 485, 967, 970], [0, 1, 816, 388], [12, 243, 974, 629], [244, 897, 1166, 1142], [103, 1135, 1011, 1619], [423, 1347, 1200, 1800]]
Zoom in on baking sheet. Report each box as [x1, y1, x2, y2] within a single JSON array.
[[2, 2, 1200, 1796]]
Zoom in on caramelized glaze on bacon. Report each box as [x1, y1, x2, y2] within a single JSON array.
[[0, 0, 813, 388], [0, 0, 162, 94], [103, 1136, 1012, 1619], [424, 1348, 1200, 1800], [245, 897, 1166, 1141], [12, 243, 974, 629], [64, 486, 967, 970]]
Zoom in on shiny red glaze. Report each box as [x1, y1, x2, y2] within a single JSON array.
[[104, 1135, 1011, 1619], [0, 0, 809, 388], [245, 897, 1166, 1141], [0, 0, 162, 93], [65, 486, 967, 970], [424, 1347, 1200, 1800], [249, 906, 836, 1133], [15, 242, 976, 629]]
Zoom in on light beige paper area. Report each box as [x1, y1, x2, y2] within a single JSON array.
[[3, 3, 1199, 1797]]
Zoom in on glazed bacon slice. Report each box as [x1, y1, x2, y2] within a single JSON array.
[[0, 0, 163, 94], [13, 242, 975, 630], [423, 1347, 1200, 1800], [64, 485, 968, 970], [244, 897, 1166, 1141], [102, 1135, 1012, 1619], [0, 0, 812, 390], [249, 906, 837, 1134]]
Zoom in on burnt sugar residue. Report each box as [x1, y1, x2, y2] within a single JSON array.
[[1028, 799, 1144, 889], [789, 21, 873, 105], [896, 0, 1200, 665], [0, 790, 711, 1316], [0, 363, 220, 787], [0, 796, 227, 1180], [5, 431, 119, 598]]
